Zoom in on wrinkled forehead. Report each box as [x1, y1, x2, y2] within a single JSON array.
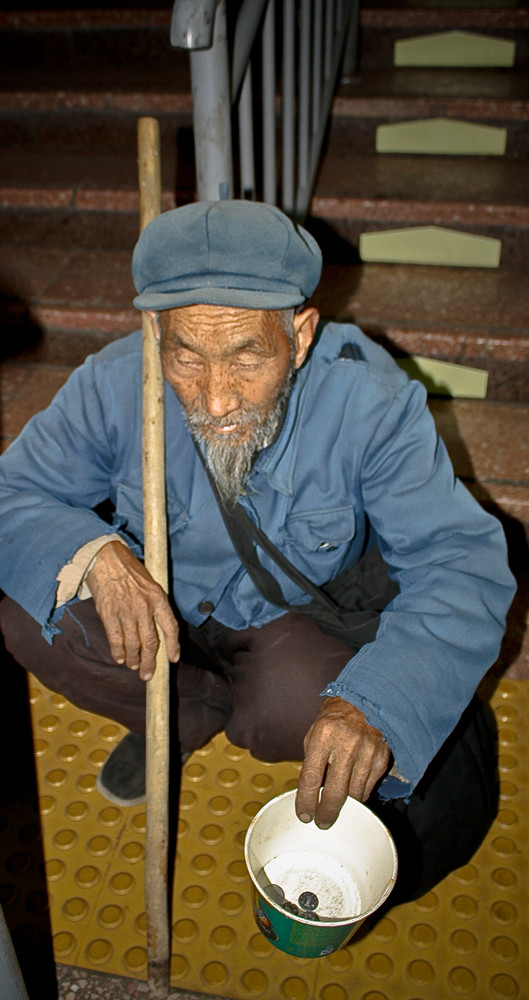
[[158, 303, 290, 345]]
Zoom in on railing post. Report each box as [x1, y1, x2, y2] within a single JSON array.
[[281, 0, 296, 215], [342, 0, 360, 79], [189, 0, 234, 200], [262, 0, 276, 204]]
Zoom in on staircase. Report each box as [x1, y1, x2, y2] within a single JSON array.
[[0, 0, 527, 684]]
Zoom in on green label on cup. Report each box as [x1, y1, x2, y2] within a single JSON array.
[[252, 891, 359, 959]]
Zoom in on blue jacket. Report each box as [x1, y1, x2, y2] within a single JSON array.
[[0, 323, 515, 797]]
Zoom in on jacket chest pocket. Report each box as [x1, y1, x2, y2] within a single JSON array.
[[114, 482, 188, 547], [282, 505, 357, 554]]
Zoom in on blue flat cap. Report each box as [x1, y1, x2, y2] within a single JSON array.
[[132, 200, 322, 311]]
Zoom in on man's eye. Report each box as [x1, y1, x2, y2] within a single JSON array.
[[176, 354, 202, 368], [235, 355, 263, 368]]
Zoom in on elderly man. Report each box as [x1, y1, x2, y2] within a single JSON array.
[[0, 201, 515, 903]]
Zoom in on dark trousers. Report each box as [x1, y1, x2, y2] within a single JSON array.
[[0, 595, 498, 904]]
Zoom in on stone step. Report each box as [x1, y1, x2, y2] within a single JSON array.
[[359, 6, 529, 69], [2, 70, 527, 166], [2, 145, 528, 263], [0, 238, 527, 400], [332, 69, 529, 156], [1, 5, 527, 71]]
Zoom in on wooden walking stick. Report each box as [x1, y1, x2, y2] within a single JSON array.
[[138, 116, 171, 995]]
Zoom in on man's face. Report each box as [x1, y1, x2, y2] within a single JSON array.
[[156, 303, 317, 501]]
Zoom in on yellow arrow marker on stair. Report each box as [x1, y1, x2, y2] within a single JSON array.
[[360, 226, 502, 267], [396, 356, 488, 399], [376, 118, 507, 156], [394, 30, 515, 67]]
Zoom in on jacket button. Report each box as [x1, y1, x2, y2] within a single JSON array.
[[198, 601, 215, 615]]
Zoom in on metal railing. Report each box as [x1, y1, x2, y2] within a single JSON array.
[[171, 0, 359, 221]]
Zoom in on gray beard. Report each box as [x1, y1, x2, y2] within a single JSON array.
[[185, 368, 294, 504]]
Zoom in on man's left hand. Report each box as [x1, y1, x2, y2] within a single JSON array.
[[295, 696, 391, 829]]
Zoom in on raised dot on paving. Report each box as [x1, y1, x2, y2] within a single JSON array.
[[409, 923, 437, 948], [217, 768, 240, 787], [448, 965, 477, 994], [76, 774, 96, 793], [98, 724, 121, 742], [97, 806, 122, 826], [181, 884, 208, 909], [191, 853, 216, 876], [450, 929, 478, 955], [406, 959, 434, 985], [119, 841, 144, 863], [280, 976, 309, 1000], [219, 891, 244, 915], [319, 986, 349, 1000], [366, 953, 394, 979], [177, 818, 189, 839], [85, 938, 113, 964], [98, 905, 125, 929], [65, 801, 89, 821], [45, 769, 68, 788], [210, 925, 236, 950], [185, 763, 206, 782], [173, 918, 199, 943], [490, 972, 520, 999], [124, 946, 147, 972], [490, 936, 518, 961], [241, 969, 269, 994], [62, 897, 88, 922], [38, 715, 60, 733], [207, 794, 231, 815], [75, 865, 101, 889], [180, 789, 197, 810], [69, 720, 90, 737], [490, 900, 518, 925], [44, 859, 65, 881], [170, 955, 190, 980], [58, 744, 80, 763], [200, 961, 229, 986], [199, 823, 223, 845], [52, 829, 78, 850], [109, 872, 135, 895], [87, 835, 111, 856], [451, 894, 478, 919], [53, 931, 76, 958]]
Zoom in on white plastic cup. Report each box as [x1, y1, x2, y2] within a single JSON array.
[[244, 789, 398, 958]]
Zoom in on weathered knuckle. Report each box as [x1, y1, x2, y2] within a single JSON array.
[[143, 636, 159, 651], [298, 768, 322, 791]]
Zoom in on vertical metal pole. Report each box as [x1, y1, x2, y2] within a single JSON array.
[[342, 0, 360, 80], [0, 906, 29, 1000], [312, 0, 323, 140], [189, 0, 234, 200], [281, 0, 295, 215], [239, 63, 256, 199], [297, 0, 312, 215], [262, 0, 276, 204], [324, 0, 334, 83], [138, 117, 170, 997]]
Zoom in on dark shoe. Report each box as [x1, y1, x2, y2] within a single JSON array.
[[96, 732, 146, 806]]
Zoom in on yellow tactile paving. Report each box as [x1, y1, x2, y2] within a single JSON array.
[[6, 676, 528, 998]]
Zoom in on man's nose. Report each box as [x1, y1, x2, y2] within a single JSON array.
[[203, 367, 240, 417]]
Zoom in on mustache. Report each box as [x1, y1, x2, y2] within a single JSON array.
[[185, 406, 262, 431]]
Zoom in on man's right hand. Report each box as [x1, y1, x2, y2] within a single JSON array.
[[86, 540, 180, 681]]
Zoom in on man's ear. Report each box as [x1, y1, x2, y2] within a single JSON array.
[[292, 307, 319, 369], [146, 310, 160, 340]]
